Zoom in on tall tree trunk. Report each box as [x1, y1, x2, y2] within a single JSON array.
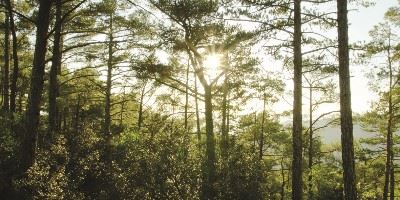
[[104, 11, 114, 137], [186, 34, 216, 200], [6, 0, 19, 113], [253, 112, 257, 153], [185, 61, 189, 130], [388, 38, 395, 200], [337, 0, 357, 199], [138, 81, 146, 130], [62, 106, 68, 132], [194, 74, 201, 147], [384, 36, 395, 200], [292, 0, 303, 199], [2, 4, 10, 111], [220, 76, 229, 159], [260, 94, 266, 161], [280, 157, 286, 200], [202, 85, 216, 200], [387, 101, 395, 200], [308, 86, 313, 200], [119, 90, 125, 126], [21, 0, 52, 173], [389, 157, 394, 200], [226, 97, 230, 134], [73, 96, 81, 135], [18, 91, 23, 112], [49, 0, 63, 135]]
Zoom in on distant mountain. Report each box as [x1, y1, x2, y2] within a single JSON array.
[[317, 124, 377, 144]]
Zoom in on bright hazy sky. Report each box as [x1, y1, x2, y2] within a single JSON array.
[[348, 0, 397, 113], [263, 0, 399, 117]]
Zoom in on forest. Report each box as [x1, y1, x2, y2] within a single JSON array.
[[0, 0, 399, 199]]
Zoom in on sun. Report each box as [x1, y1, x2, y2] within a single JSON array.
[[203, 54, 221, 77]]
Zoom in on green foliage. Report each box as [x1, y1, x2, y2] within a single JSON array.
[[16, 137, 70, 200], [217, 143, 264, 200], [3, 0, 400, 199]]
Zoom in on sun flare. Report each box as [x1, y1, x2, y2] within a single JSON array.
[[203, 54, 221, 76]]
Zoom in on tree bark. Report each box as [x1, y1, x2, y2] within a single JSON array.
[[292, 0, 303, 199], [281, 157, 286, 200], [73, 96, 81, 135], [194, 73, 201, 147], [220, 76, 229, 159], [227, 98, 230, 134], [383, 36, 395, 200], [202, 85, 216, 200], [138, 81, 146, 130], [185, 31, 216, 200], [260, 94, 266, 161], [337, 0, 357, 199], [49, 0, 63, 135], [308, 85, 313, 200], [2, 3, 10, 111], [389, 157, 394, 200], [21, 0, 52, 173], [104, 11, 114, 137], [185, 61, 189, 130], [253, 112, 257, 154], [6, 0, 19, 113]]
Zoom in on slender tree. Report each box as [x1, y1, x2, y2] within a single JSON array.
[[364, 21, 399, 200], [184, 60, 190, 131], [259, 93, 266, 161], [48, 0, 63, 135], [385, 36, 394, 200], [137, 80, 147, 130], [2, 0, 10, 111], [5, 0, 19, 113], [292, 0, 303, 199], [194, 72, 201, 146], [21, 0, 52, 173], [104, 3, 115, 137], [220, 57, 229, 159], [337, 0, 357, 199]]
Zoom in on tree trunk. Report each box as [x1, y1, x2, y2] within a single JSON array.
[[292, 0, 303, 199], [185, 34, 216, 200], [73, 96, 81, 135], [220, 76, 229, 159], [384, 38, 395, 200], [2, 4, 10, 111], [185, 61, 189, 130], [104, 11, 114, 137], [18, 91, 23, 113], [202, 85, 216, 200], [62, 106, 68, 132], [281, 157, 286, 200], [6, 0, 19, 113], [253, 112, 257, 154], [308, 86, 313, 200], [194, 70, 201, 148], [260, 94, 266, 161], [49, 0, 63, 135], [21, 0, 52, 173], [119, 90, 125, 126], [227, 98, 230, 134], [138, 80, 146, 130], [337, 0, 357, 199], [389, 157, 394, 200]]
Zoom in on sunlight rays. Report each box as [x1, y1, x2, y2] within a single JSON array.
[[203, 54, 222, 82]]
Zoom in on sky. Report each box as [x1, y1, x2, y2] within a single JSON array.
[[316, 0, 398, 143], [260, 0, 399, 118], [348, 0, 398, 113]]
